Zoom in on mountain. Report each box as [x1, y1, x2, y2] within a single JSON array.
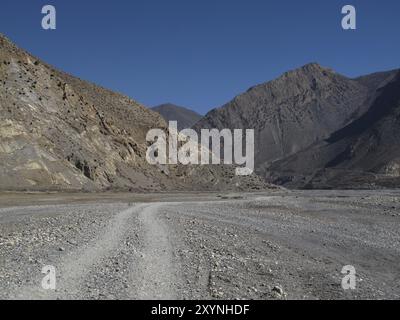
[[194, 63, 399, 189], [152, 103, 202, 130], [268, 71, 400, 189], [0, 34, 268, 192]]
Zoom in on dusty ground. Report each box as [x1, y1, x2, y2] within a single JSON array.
[[0, 190, 399, 300]]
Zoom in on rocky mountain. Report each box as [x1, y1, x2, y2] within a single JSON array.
[[194, 63, 399, 189], [152, 103, 202, 130], [268, 71, 400, 189], [0, 34, 267, 192]]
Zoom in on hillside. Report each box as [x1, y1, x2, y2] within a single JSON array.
[[0, 34, 267, 192], [268, 71, 400, 189], [194, 63, 399, 188]]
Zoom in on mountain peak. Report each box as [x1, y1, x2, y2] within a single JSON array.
[[296, 62, 336, 75], [0, 33, 14, 48], [301, 62, 324, 71], [152, 104, 202, 130], [0, 33, 18, 47], [243, 63, 339, 96]]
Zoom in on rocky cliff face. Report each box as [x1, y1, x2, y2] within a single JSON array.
[[194, 63, 399, 189], [0, 34, 267, 192]]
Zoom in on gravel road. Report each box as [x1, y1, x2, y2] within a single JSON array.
[[0, 190, 399, 300]]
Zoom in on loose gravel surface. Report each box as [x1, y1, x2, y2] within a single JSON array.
[[0, 190, 399, 300]]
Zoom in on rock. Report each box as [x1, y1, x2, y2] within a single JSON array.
[[272, 286, 284, 296]]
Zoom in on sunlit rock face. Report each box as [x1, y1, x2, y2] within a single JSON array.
[[0, 34, 269, 192]]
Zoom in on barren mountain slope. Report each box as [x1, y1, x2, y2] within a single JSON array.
[[194, 63, 398, 187], [267, 71, 400, 189], [0, 34, 266, 192]]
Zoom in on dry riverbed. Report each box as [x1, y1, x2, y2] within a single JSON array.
[[0, 190, 399, 300]]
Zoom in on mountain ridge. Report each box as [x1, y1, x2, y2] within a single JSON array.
[[268, 70, 400, 189], [194, 62, 399, 189]]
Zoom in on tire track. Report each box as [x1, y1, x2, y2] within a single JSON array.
[[133, 203, 180, 300], [16, 204, 145, 300]]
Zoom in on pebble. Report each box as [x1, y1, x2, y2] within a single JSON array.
[[272, 286, 284, 296]]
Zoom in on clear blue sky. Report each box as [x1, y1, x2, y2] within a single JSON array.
[[1, 0, 399, 114]]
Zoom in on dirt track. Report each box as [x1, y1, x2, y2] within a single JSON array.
[[0, 190, 399, 300]]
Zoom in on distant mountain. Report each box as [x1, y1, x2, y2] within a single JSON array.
[[194, 63, 399, 189], [0, 34, 267, 192], [153, 103, 202, 130]]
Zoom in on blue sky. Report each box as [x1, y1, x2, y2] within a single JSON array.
[[1, 0, 399, 114]]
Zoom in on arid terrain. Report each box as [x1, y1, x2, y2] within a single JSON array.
[[1, 190, 399, 300], [1, 1, 400, 306], [2, 33, 400, 193], [1, 30, 399, 302], [195, 64, 400, 189], [0, 33, 266, 193]]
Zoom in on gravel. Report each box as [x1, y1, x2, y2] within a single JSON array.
[[0, 190, 399, 300]]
